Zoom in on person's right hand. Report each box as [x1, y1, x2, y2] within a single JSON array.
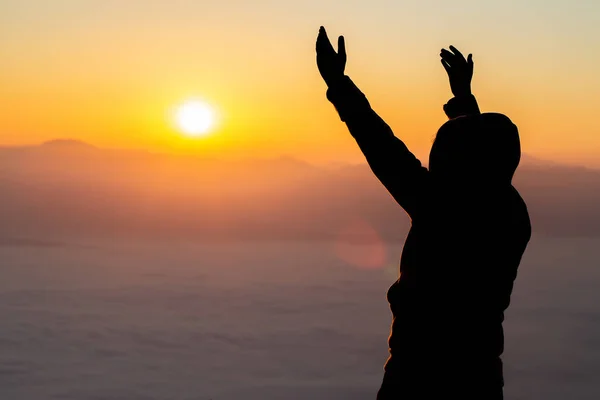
[[316, 26, 347, 87], [440, 45, 474, 97]]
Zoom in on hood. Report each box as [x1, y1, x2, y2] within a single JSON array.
[[428, 113, 521, 185]]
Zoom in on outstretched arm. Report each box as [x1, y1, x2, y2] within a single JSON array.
[[316, 27, 427, 217], [440, 45, 481, 119]]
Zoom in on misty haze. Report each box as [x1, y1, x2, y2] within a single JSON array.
[[1, 142, 600, 399]]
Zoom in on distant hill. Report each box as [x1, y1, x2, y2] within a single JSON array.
[[41, 138, 98, 148], [0, 141, 599, 241]]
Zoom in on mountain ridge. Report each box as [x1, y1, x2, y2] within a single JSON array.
[[0, 139, 598, 240]]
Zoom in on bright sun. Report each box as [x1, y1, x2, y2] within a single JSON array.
[[175, 100, 216, 137]]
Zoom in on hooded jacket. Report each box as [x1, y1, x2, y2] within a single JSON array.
[[326, 76, 531, 398]]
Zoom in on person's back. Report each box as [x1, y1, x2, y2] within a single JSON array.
[[315, 27, 531, 399], [380, 113, 531, 398], [387, 176, 531, 398]]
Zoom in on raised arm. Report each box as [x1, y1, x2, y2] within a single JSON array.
[[440, 45, 481, 119], [316, 27, 427, 217]]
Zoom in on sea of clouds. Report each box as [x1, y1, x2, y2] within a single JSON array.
[[1, 236, 600, 400]]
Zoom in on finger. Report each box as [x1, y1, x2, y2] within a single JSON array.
[[316, 27, 323, 50], [441, 48, 455, 58], [317, 27, 335, 54], [319, 25, 328, 39], [338, 35, 346, 63], [467, 53, 474, 66], [440, 49, 457, 64], [449, 45, 466, 62], [441, 59, 451, 74], [317, 27, 327, 47], [316, 27, 327, 50]]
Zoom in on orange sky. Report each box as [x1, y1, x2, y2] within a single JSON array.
[[1, 0, 600, 166]]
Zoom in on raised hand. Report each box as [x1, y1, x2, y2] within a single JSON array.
[[316, 26, 347, 87], [440, 46, 474, 97]]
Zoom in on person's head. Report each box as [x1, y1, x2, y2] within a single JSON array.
[[428, 113, 521, 186]]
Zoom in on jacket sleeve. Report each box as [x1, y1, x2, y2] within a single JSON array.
[[326, 76, 428, 217], [443, 94, 481, 119]]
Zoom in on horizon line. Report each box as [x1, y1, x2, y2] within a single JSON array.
[[0, 137, 594, 170]]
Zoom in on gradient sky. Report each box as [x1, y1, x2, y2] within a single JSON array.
[[1, 0, 599, 166]]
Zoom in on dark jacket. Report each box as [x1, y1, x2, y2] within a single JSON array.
[[326, 76, 531, 398]]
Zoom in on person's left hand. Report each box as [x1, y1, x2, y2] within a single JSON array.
[[316, 26, 347, 87], [440, 45, 474, 97]]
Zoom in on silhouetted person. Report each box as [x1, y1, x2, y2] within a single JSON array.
[[316, 27, 531, 399]]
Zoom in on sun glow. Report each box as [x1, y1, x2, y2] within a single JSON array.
[[174, 100, 216, 137]]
